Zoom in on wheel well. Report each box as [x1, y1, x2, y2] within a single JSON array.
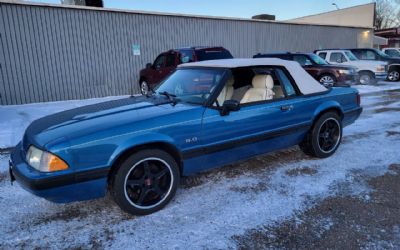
[[313, 108, 343, 127], [389, 65, 400, 72], [107, 142, 183, 185], [358, 70, 374, 76], [318, 72, 336, 80], [139, 77, 145, 83]]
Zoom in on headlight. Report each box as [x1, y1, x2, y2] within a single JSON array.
[[26, 145, 69, 172], [338, 69, 352, 74], [376, 65, 386, 72]]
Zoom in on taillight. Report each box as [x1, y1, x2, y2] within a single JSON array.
[[356, 93, 361, 106]]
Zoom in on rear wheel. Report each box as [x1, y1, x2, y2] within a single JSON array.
[[318, 74, 336, 88], [300, 112, 342, 158], [388, 70, 400, 82], [111, 149, 180, 215]]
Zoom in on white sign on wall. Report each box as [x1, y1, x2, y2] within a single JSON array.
[[132, 44, 141, 56]]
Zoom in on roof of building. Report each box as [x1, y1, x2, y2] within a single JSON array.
[[179, 58, 327, 95], [0, 0, 373, 29]]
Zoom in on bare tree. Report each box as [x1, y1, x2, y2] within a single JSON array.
[[375, 0, 400, 29]]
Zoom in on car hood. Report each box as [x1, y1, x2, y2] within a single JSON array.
[[318, 64, 356, 70], [23, 95, 202, 149], [349, 60, 387, 67]]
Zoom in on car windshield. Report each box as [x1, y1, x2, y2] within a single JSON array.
[[344, 51, 358, 61], [156, 68, 225, 105], [375, 49, 389, 57], [386, 49, 400, 57], [309, 54, 328, 65]]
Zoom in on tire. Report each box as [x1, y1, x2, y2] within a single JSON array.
[[139, 80, 150, 95], [359, 72, 375, 85], [299, 112, 342, 158], [388, 70, 400, 82], [111, 149, 180, 215], [318, 74, 336, 88]]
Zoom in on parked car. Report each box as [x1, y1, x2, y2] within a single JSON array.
[[346, 48, 400, 82], [382, 47, 400, 58], [253, 52, 358, 87], [315, 49, 388, 85], [138, 46, 233, 94], [10, 58, 362, 215]]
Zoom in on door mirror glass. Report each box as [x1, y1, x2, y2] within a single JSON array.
[[220, 100, 240, 116]]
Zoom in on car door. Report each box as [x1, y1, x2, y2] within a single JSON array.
[[187, 67, 312, 173], [151, 54, 167, 84], [329, 52, 348, 64], [162, 52, 178, 78]]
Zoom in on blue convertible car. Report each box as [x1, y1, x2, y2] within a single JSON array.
[[10, 58, 362, 215]]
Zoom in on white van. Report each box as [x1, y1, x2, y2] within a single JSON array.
[[316, 49, 388, 84]]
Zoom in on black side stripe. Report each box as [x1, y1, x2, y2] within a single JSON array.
[[182, 124, 310, 159]]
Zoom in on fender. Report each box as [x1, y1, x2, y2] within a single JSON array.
[[107, 132, 179, 167], [311, 100, 344, 123]]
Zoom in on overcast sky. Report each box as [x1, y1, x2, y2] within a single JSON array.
[[30, 0, 373, 20]]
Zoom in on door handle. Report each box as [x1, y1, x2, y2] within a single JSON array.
[[281, 105, 294, 111]]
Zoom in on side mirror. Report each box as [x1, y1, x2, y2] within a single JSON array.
[[336, 59, 342, 63], [220, 100, 240, 116], [146, 63, 152, 69]]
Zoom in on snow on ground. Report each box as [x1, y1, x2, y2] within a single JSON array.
[[0, 83, 399, 249], [0, 95, 127, 149], [353, 81, 400, 95]]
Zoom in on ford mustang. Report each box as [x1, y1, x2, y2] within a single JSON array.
[[9, 58, 362, 215]]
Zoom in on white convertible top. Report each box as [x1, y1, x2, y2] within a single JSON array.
[[179, 58, 327, 95]]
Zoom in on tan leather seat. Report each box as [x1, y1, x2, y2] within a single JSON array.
[[273, 86, 285, 99], [217, 77, 234, 105], [241, 75, 275, 104]]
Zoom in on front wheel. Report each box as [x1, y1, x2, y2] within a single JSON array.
[[300, 112, 342, 158], [388, 70, 400, 82], [318, 74, 336, 88], [111, 149, 180, 215], [359, 72, 375, 85], [140, 81, 150, 95]]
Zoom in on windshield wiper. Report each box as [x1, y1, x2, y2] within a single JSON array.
[[159, 91, 178, 106], [145, 88, 155, 98]]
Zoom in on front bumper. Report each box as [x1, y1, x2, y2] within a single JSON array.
[[339, 74, 359, 85], [9, 143, 109, 203], [375, 72, 388, 80]]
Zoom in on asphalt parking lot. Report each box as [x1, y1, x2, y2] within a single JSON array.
[[0, 83, 400, 249]]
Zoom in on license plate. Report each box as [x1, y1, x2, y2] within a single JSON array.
[[9, 160, 15, 184]]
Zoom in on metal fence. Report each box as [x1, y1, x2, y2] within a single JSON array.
[[0, 1, 371, 105]]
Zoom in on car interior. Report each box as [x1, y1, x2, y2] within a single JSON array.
[[216, 67, 287, 106]]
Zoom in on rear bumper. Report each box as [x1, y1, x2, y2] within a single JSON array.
[[9, 143, 108, 203], [343, 107, 363, 126]]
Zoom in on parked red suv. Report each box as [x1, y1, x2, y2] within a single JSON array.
[[139, 46, 233, 94], [253, 52, 358, 87]]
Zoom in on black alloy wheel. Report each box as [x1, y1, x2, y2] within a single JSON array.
[[124, 158, 172, 209], [317, 118, 341, 154], [111, 149, 179, 215]]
